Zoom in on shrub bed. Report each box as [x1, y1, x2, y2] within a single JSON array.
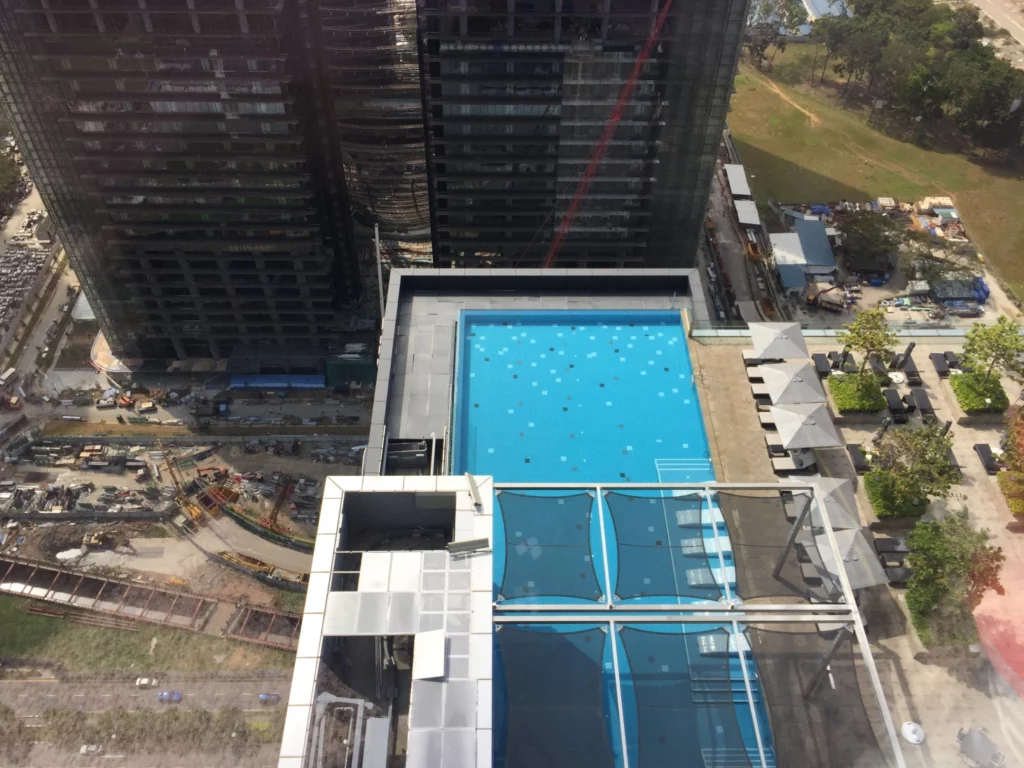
[[864, 469, 927, 518], [827, 372, 886, 412], [997, 472, 1024, 516], [950, 372, 1009, 412]]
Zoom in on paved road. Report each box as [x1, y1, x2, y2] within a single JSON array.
[[0, 677, 291, 716], [972, 0, 1024, 46]]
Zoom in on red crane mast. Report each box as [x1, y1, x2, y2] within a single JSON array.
[[541, 0, 675, 268]]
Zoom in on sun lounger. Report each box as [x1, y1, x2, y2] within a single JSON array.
[[885, 567, 913, 587], [765, 434, 786, 456], [772, 455, 817, 474], [800, 562, 823, 586], [828, 350, 857, 373], [944, 351, 960, 368], [870, 354, 892, 384], [812, 353, 831, 378], [847, 444, 870, 474], [930, 352, 950, 378], [883, 388, 908, 423], [889, 352, 923, 385], [873, 537, 910, 555], [942, 446, 961, 482], [908, 388, 935, 421], [750, 382, 770, 398], [974, 443, 1002, 475], [746, 366, 764, 382], [900, 393, 917, 414], [742, 350, 782, 367], [759, 412, 776, 427]]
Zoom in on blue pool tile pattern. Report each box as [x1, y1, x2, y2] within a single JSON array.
[[455, 311, 777, 768], [453, 311, 712, 483]]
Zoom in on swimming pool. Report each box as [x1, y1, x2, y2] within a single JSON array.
[[451, 310, 776, 767], [452, 310, 713, 483]]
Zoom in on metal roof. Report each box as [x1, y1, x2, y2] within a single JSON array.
[[723, 164, 752, 198], [734, 199, 761, 227]]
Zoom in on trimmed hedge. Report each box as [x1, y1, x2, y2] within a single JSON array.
[[827, 372, 886, 412], [864, 469, 927, 518], [997, 471, 1024, 516], [950, 372, 1009, 412]]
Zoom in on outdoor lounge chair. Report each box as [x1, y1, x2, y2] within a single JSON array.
[[764, 434, 786, 457], [930, 353, 950, 378], [812, 353, 831, 378], [873, 537, 910, 555], [883, 389, 908, 423], [800, 562, 823, 586], [772, 455, 817, 474], [944, 350, 960, 368], [888, 351, 923, 384], [828, 350, 858, 373], [750, 382, 770, 398], [908, 388, 936, 421], [869, 354, 892, 384], [746, 366, 764, 382], [900, 393, 917, 414], [885, 566, 913, 587], [946, 446, 961, 480], [759, 412, 776, 428], [742, 350, 783, 367], [974, 444, 1002, 475], [847, 444, 870, 474]]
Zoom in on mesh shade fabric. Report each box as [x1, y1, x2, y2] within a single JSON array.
[[620, 626, 755, 768], [494, 625, 616, 768], [604, 491, 723, 601], [496, 491, 603, 601], [717, 490, 839, 602], [748, 626, 892, 767]]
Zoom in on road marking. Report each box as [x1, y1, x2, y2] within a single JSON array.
[[185, 693, 196, 697], [44, 694, 56, 698], [16, 693, 27, 698], [72, 693, 84, 698], [214, 693, 225, 696], [102, 693, 112, 697]]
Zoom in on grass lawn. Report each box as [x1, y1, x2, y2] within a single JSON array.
[[0, 597, 294, 674], [730, 46, 1024, 298]]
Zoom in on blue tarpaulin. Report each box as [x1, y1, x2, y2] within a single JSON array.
[[229, 374, 326, 390]]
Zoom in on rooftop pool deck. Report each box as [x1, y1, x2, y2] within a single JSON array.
[[453, 310, 713, 484], [453, 310, 776, 768]]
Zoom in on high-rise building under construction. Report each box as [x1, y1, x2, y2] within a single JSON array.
[[0, 0, 745, 362]]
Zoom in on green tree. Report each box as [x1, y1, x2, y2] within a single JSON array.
[[907, 510, 1004, 615], [836, 308, 898, 374], [810, 15, 852, 84], [837, 211, 905, 267], [872, 423, 959, 503], [746, 0, 808, 70], [963, 316, 1024, 385]]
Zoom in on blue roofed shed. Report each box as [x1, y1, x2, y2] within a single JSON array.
[[770, 218, 837, 290]]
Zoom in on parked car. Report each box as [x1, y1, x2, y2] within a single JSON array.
[[79, 745, 102, 755], [135, 677, 157, 688], [259, 693, 282, 705], [157, 690, 182, 703]]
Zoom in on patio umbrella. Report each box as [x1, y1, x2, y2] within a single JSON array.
[[792, 477, 860, 530], [814, 529, 888, 590], [759, 361, 826, 405], [770, 402, 842, 449], [749, 322, 809, 360]]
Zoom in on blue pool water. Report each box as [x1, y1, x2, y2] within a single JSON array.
[[453, 310, 713, 483], [452, 310, 775, 768]]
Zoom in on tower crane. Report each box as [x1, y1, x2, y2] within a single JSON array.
[[541, 0, 675, 268]]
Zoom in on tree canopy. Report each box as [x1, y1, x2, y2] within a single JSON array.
[[806, 0, 1024, 150], [872, 423, 959, 503], [962, 316, 1024, 384], [745, 0, 808, 70], [836, 308, 898, 373]]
